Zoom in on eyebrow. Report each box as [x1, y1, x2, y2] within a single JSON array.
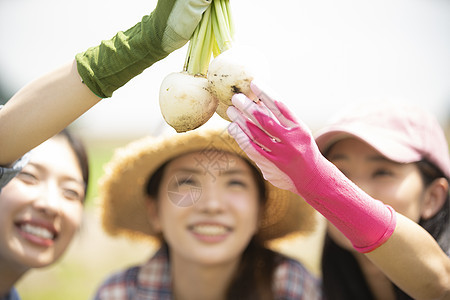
[[172, 167, 204, 174], [219, 168, 249, 176], [368, 155, 392, 163], [173, 166, 249, 176], [328, 153, 391, 163]]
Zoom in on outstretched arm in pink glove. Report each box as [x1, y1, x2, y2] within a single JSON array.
[[226, 83, 396, 253], [226, 82, 450, 300]]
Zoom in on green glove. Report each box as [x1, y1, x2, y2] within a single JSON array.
[[76, 0, 212, 98]]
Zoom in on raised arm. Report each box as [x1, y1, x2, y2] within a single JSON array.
[[0, 0, 212, 166], [226, 81, 450, 299], [0, 61, 98, 166]]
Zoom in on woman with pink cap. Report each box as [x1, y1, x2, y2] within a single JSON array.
[[314, 102, 450, 299], [227, 81, 450, 300]]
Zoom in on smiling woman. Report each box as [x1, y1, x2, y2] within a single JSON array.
[[93, 128, 321, 300], [0, 129, 89, 300]]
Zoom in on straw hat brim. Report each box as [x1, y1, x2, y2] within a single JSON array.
[[99, 128, 316, 243]]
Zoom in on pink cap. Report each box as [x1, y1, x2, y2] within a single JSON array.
[[314, 102, 450, 179]]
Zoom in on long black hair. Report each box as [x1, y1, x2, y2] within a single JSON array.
[[57, 129, 90, 201], [416, 160, 450, 253], [321, 159, 450, 300]]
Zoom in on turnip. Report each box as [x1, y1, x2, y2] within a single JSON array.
[[160, 72, 217, 132], [159, 5, 218, 133], [207, 45, 270, 107], [215, 101, 231, 122], [159, 0, 264, 131]]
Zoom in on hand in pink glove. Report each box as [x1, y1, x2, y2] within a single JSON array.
[[226, 82, 396, 253]]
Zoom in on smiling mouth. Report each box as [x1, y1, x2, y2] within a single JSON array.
[[19, 223, 56, 240], [190, 224, 230, 236]]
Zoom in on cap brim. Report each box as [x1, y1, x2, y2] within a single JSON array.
[[315, 124, 423, 164]]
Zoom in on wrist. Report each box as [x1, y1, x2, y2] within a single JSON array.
[[75, 14, 167, 98]]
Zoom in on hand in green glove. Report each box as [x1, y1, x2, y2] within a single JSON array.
[[76, 0, 212, 98]]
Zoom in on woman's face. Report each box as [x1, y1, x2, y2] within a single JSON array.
[[149, 151, 261, 266], [325, 138, 427, 250], [0, 136, 85, 271]]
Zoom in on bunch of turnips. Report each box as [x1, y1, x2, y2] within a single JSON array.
[[159, 0, 262, 132]]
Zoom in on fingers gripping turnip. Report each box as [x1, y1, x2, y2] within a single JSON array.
[[207, 46, 269, 107]]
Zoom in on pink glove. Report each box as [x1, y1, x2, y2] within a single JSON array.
[[226, 82, 396, 253]]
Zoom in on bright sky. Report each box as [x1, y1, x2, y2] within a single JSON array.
[[1, 0, 449, 139]]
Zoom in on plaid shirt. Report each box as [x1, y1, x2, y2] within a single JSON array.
[[0, 153, 29, 192], [93, 245, 322, 300], [0, 288, 20, 300]]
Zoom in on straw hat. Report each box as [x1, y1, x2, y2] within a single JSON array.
[[99, 127, 316, 243]]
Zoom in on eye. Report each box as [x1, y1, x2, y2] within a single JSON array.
[[63, 188, 84, 202], [179, 177, 195, 185], [17, 171, 38, 184], [172, 175, 200, 189], [373, 168, 394, 178], [227, 179, 248, 188], [60, 180, 85, 202], [178, 176, 198, 186]]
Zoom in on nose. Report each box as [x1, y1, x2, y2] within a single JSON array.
[[195, 183, 225, 214], [33, 181, 62, 216]]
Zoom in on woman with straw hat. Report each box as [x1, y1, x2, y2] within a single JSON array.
[[227, 81, 450, 300], [93, 128, 322, 300], [0, 2, 211, 298]]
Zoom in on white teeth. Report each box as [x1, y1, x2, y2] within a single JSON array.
[[192, 225, 228, 236], [21, 224, 54, 240]]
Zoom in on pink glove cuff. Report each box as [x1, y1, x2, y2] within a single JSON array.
[[300, 156, 397, 253], [356, 206, 397, 253]]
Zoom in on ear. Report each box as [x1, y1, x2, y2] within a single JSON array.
[[145, 196, 162, 233], [421, 178, 449, 220]]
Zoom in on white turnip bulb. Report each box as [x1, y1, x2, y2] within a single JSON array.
[[207, 46, 270, 109], [159, 72, 218, 133], [215, 101, 231, 122]]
